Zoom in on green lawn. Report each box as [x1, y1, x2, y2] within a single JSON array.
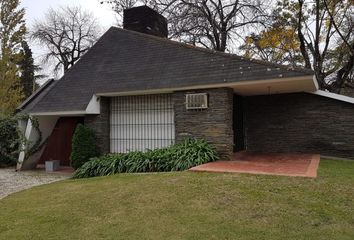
[[0, 159, 354, 240]]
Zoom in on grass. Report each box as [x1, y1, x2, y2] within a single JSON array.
[[0, 158, 354, 240]]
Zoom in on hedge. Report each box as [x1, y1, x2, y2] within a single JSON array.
[[70, 124, 100, 169], [73, 139, 218, 178], [0, 116, 19, 167]]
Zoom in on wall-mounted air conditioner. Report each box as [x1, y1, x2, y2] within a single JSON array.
[[185, 93, 208, 110]]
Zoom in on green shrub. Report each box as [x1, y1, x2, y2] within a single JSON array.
[[70, 124, 100, 169], [72, 156, 111, 178], [147, 148, 172, 172], [73, 139, 218, 179], [0, 116, 19, 167], [169, 139, 219, 171]]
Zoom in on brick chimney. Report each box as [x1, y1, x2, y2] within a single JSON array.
[[123, 6, 168, 38]]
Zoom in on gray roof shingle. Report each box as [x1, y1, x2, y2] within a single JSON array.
[[24, 27, 313, 113], [17, 79, 57, 113]]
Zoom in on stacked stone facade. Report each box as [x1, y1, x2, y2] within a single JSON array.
[[84, 91, 354, 160], [173, 88, 234, 159], [85, 97, 110, 154], [244, 93, 354, 159]]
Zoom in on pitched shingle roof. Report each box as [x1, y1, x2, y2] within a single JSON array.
[[17, 79, 57, 113], [23, 27, 313, 113]]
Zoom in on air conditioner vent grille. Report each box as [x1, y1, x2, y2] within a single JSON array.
[[185, 93, 208, 110]]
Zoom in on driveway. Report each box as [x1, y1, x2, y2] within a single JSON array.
[[0, 168, 70, 200]]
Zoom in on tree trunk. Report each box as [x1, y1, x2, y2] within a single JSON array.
[[330, 53, 354, 93], [297, 0, 312, 69]]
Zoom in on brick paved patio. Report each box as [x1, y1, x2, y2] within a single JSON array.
[[190, 152, 320, 178]]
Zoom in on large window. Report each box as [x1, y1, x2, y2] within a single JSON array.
[[110, 94, 175, 153]]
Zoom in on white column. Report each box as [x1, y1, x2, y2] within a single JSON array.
[[17, 116, 59, 170]]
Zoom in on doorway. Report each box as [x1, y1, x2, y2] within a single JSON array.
[[233, 94, 245, 152], [39, 117, 84, 166]]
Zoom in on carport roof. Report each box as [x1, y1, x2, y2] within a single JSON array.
[[21, 26, 314, 114]]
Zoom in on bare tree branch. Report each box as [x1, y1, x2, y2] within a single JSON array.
[[31, 6, 101, 74], [102, 0, 268, 52], [323, 0, 353, 54]]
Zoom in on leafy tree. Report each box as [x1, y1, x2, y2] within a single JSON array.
[[0, 114, 43, 168], [0, 114, 20, 166], [0, 61, 23, 115], [240, 26, 304, 67], [0, 0, 26, 116], [242, 0, 353, 93], [31, 6, 101, 74], [322, 0, 353, 93], [18, 40, 40, 99]]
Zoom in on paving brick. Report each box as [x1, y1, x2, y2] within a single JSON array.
[[190, 152, 320, 178]]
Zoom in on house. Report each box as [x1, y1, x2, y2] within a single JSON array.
[[17, 6, 354, 170]]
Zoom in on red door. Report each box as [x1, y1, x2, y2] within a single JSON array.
[[39, 117, 83, 166]]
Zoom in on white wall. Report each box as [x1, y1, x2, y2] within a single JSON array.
[[18, 116, 59, 170]]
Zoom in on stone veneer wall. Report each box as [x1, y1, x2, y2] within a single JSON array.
[[244, 92, 354, 159], [84, 97, 110, 154], [173, 88, 234, 159]]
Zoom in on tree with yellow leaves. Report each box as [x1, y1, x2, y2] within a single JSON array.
[[242, 0, 353, 93], [0, 58, 24, 116], [241, 26, 304, 67], [0, 0, 26, 116]]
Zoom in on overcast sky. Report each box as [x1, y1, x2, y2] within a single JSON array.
[[21, 0, 117, 83]]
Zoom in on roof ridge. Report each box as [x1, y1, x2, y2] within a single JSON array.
[[111, 26, 313, 75]]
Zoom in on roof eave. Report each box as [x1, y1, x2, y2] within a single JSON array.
[[96, 75, 316, 97], [28, 94, 101, 116], [308, 90, 354, 105], [16, 79, 55, 113]]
